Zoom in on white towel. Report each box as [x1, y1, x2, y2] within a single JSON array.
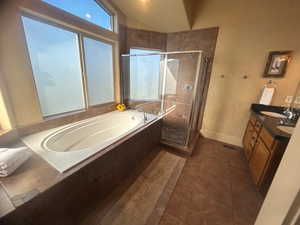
[[259, 87, 275, 105], [0, 147, 32, 177]]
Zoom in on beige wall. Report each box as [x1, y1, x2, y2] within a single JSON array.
[[254, 120, 300, 225], [191, 0, 300, 146], [0, 72, 15, 130], [0, 1, 43, 128], [0, 0, 125, 129]]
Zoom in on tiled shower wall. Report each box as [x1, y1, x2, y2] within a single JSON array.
[[121, 26, 167, 53], [165, 28, 219, 145], [119, 25, 167, 112], [119, 26, 218, 145]]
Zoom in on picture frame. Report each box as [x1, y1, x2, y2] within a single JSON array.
[[263, 51, 292, 78]]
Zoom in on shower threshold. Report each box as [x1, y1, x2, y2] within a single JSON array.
[[161, 132, 200, 156]]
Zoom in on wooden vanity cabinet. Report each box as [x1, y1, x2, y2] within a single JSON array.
[[243, 114, 288, 195], [249, 138, 271, 185], [243, 115, 259, 160]]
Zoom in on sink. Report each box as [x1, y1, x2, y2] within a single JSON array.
[[277, 126, 294, 135], [260, 111, 287, 119]]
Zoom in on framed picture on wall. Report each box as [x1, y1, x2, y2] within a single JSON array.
[[263, 51, 292, 78]]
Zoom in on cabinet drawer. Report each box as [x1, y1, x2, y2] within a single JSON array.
[[250, 132, 258, 148], [254, 120, 263, 132], [260, 127, 274, 150], [250, 115, 257, 126], [243, 121, 258, 160]]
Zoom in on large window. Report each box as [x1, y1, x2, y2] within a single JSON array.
[[42, 0, 113, 31], [129, 49, 162, 101], [22, 16, 85, 117], [22, 16, 115, 117], [83, 37, 114, 105]]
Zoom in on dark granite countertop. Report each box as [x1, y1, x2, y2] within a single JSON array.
[[251, 104, 293, 142]]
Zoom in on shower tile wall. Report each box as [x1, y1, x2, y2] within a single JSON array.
[[163, 27, 219, 146], [125, 27, 167, 53], [120, 26, 167, 112], [119, 25, 219, 146], [118, 26, 167, 55]]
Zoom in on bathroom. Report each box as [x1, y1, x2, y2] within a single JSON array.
[[1, 0, 300, 224]]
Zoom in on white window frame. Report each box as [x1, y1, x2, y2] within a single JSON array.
[[21, 13, 117, 119], [41, 0, 117, 32]]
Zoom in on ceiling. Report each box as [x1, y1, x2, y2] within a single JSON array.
[[111, 0, 195, 33]]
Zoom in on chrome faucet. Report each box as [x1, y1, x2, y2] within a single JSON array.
[[280, 105, 299, 126], [283, 107, 294, 120], [135, 107, 148, 123]]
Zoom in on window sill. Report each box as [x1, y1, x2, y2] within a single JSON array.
[[44, 109, 86, 121], [0, 129, 19, 145], [0, 129, 10, 136]]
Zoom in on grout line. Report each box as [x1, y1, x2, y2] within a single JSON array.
[[144, 158, 186, 225]]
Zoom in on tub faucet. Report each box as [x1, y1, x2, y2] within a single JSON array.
[[135, 107, 148, 123], [143, 112, 147, 123]]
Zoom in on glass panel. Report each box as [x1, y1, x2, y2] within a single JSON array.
[[163, 55, 179, 112], [161, 53, 200, 146], [129, 49, 161, 101], [122, 51, 203, 147], [22, 16, 85, 117], [42, 0, 112, 30], [83, 37, 114, 105]]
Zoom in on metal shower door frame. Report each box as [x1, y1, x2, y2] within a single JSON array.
[[122, 50, 204, 147]]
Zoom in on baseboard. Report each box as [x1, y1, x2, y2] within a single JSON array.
[[200, 129, 243, 147]]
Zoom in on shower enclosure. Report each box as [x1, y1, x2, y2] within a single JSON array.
[[122, 50, 209, 150]]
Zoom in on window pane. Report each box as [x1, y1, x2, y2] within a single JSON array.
[[42, 0, 112, 30], [83, 37, 114, 105], [22, 16, 85, 117], [129, 49, 161, 101]]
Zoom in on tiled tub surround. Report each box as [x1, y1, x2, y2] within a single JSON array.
[[22, 110, 157, 172], [0, 118, 162, 225], [126, 100, 162, 115]]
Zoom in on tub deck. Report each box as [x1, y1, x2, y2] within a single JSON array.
[[0, 118, 162, 224], [22, 110, 156, 172]]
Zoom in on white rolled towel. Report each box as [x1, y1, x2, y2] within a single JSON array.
[[0, 147, 32, 177]]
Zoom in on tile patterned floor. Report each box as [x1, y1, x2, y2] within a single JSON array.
[[78, 150, 186, 225], [159, 138, 263, 225], [77, 138, 263, 225]]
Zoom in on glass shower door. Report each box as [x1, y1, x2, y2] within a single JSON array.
[[122, 51, 204, 148], [122, 49, 165, 116], [161, 52, 200, 146]]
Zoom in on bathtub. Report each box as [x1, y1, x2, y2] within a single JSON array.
[[22, 110, 157, 172]]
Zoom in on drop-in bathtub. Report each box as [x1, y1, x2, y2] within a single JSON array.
[[22, 110, 157, 172]]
